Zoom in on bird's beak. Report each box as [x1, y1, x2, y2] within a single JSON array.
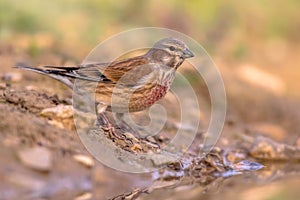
[[182, 48, 194, 58]]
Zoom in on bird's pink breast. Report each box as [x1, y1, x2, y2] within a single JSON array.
[[145, 84, 169, 106]]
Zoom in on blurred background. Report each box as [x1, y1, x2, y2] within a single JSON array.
[[1, 0, 300, 95], [1, 0, 300, 199], [1, 0, 299, 63], [1, 0, 300, 139]]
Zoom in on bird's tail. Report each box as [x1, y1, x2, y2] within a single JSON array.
[[15, 63, 74, 88]]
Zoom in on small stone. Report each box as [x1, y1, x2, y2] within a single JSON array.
[[296, 138, 300, 149], [73, 154, 94, 168], [40, 105, 74, 129], [40, 104, 73, 119], [130, 144, 143, 152], [0, 82, 6, 89], [248, 123, 286, 140], [47, 120, 64, 129], [2, 72, 23, 82], [18, 147, 53, 171], [25, 85, 38, 90], [150, 153, 177, 166], [235, 64, 285, 95], [74, 192, 92, 200], [8, 173, 46, 191], [232, 160, 264, 171], [123, 132, 139, 143]]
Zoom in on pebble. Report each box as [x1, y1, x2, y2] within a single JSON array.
[[40, 104, 73, 119], [0, 82, 6, 89], [25, 85, 39, 90], [47, 120, 65, 129], [74, 192, 92, 200], [296, 138, 300, 149], [231, 160, 264, 171], [73, 154, 94, 168], [1, 72, 23, 82], [149, 153, 177, 166], [8, 173, 46, 191], [235, 64, 285, 95], [18, 147, 53, 171], [247, 123, 286, 140]]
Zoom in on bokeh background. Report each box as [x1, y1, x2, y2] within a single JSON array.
[[2, 0, 300, 138], [1, 0, 299, 63], [1, 1, 300, 200], [1, 0, 300, 95]]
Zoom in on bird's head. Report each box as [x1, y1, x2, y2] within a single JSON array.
[[146, 37, 194, 69]]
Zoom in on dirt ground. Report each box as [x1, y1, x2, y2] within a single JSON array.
[[1, 41, 300, 200]]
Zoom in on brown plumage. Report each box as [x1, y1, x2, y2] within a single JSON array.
[[17, 37, 194, 136]]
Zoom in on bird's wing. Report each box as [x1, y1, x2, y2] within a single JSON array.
[[94, 56, 150, 83], [16, 56, 153, 88], [78, 56, 153, 86]]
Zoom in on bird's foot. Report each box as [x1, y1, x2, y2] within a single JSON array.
[[101, 124, 126, 140], [97, 113, 125, 140]]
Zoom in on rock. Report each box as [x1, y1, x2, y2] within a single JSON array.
[[18, 147, 53, 171], [249, 136, 300, 160], [73, 154, 94, 168], [40, 105, 74, 129], [0, 82, 6, 89], [74, 192, 92, 200], [40, 104, 73, 119], [25, 85, 39, 90], [247, 123, 286, 140], [47, 120, 65, 129], [231, 160, 264, 171], [149, 152, 177, 166], [7, 172, 46, 191], [296, 138, 300, 149], [235, 64, 285, 95], [1, 72, 23, 82], [130, 144, 143, 152]]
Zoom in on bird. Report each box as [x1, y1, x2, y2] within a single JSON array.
[[16, 37, 194, 138]]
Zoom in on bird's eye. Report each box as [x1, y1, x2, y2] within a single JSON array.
[[169, 46, 176, 51]]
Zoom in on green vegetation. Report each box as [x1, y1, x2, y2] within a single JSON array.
[[0, 0, 298, 61]]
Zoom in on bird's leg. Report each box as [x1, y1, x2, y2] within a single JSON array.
[[96, 104, 125, 140], [115, 113, 141, 137]]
